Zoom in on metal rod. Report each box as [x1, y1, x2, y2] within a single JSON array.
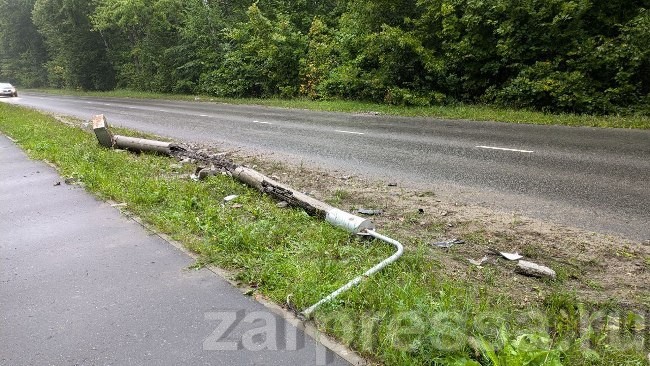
[[301, 229, 404, 318]]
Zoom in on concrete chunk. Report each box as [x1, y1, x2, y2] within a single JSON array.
[[92, 114, 114, 148], [516, 260, 556, 280]]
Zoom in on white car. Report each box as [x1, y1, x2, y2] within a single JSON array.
[[0, 83, 18, 97]]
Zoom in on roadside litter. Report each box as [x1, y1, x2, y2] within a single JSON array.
[[357, 208, 383, 215], [433, 238, 465, 249], [488, 248, 524, 261], [223, 194, 239, 202], [468, 256, 489, 266]]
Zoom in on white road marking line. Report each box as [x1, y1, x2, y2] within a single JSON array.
[[335, 130, 365, 135], [199, 114, 210, 117], [476, 145, 534, 153], [252, 120, 272, 124], [103, 103, 112, 106]]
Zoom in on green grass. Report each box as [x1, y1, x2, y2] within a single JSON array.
[[1, 103, 647, 365], [29, 88, 650, 129]]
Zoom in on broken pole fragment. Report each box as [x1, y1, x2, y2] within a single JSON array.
[[112, 135, 180, 155], [92, 114, 114, 148], [91, 114, 182, 156]]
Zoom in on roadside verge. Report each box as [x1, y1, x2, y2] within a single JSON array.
[[1, 103, 647, 365]]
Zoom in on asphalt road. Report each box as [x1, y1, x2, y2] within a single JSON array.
[[0, 135, 350, 365], [2, 93, 649, 240]]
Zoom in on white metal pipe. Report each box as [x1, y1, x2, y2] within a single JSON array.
[[301, 229, 404, 318]]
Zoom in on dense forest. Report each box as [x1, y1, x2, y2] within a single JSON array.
[[0, 0, 649, 115]]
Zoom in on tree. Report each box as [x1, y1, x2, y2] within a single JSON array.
[[33, 0, 115, 90], [207, 3, 306, 97], [0, 0, 48, 87]]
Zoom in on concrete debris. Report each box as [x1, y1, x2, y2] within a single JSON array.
[[169, 163, 182, 171], [276, 201, 289, 208], [388, 183, 397, 187], [357, 208, 383, 215], [223, 195, 239, 202], [489, 248, 523, 261], [468, 256, 489, 266], [500, 251, 523, 261], [110, 203, 127, 208], [53, 182, 61, 186], [433, 238, 465, 249], [92, 114, 185, 156], [515, 260, 556, 280], [418, 208, 425, 214], [231, 204, 243, 209], [91, 115, 114, 148], [197, 167, 219, 180]]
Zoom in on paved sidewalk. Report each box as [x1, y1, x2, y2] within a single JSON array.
[[0, 135, 349, 366]]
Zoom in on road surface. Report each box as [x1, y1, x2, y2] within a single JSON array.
[[2, 92, 649, 240]]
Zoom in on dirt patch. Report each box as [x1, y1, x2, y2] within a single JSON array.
[[223, 149, 650, 311]]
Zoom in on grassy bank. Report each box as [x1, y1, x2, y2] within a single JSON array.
[[30, 88, 650, 129], [0, 103, 647, 365]]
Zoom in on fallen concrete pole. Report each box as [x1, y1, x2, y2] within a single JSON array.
[[91, 114, 403, 318], [92, 114, 181, 155], [233, 167, 374, 233]]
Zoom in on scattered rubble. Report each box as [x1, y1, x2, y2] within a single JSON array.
[[468, 256, 489, 266], [433, 238, 465, 249], [357, 208, 383, 216], [516, 260, 556, 280]]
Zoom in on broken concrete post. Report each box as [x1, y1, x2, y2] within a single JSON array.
[[91, 115, 181, 156], [233, 166, 335, 218], [113, 135, 178, 155], [92, 114, 114, 148], [515, 260, 556, 280], [233, 166, 374, 233]]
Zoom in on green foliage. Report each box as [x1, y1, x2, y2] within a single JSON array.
[[477, 330, 563, 366], [1, 0, 649, 113], [205, 4, 306, 98], [299, 17, 336, 99], [0, 0, 48, 87], [32, 0, 115, 90]]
